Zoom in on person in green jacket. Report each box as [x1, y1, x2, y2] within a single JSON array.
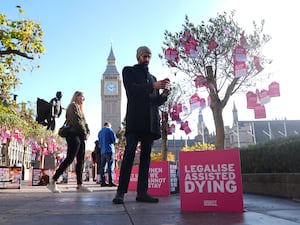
[[47, 91, 91, 193]]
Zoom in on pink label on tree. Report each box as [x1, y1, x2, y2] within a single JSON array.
[[234, 61, 247, 77], [189, 93, 201, 111], [234, 45, 247, 62], [254, 105, 266, 119], [257, 89, 270, 105], [268, 81, 280, 97], [246, 91, 258, 109]]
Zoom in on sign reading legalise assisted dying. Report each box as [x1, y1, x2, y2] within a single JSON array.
[[179, 149, 244, 212]]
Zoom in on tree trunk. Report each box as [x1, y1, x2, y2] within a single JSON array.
[[212, 105, 225, 150], [161, 111, 168, 161], [206, 65, 225, 150], [5, 138, 10, 166]]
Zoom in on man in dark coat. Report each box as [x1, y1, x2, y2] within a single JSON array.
[[48, 91, 63, 130], [113, 46, 170, 204]]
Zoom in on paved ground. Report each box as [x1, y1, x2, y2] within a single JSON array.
[[0, 181, 300, 225]]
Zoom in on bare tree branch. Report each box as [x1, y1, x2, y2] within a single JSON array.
[[0, 49, 34, 60]]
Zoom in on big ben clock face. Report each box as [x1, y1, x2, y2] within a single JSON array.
[[104, 81, 118, 95]]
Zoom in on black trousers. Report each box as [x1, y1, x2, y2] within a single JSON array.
[[117, 133, 152, 195], [100, 152, 113, 184], [92, 154, 101, 180], [52, 133, 85, 185]]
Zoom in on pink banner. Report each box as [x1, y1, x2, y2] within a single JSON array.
[[114, 161, 170, 196], [179, 149, 244, 212], [148, 161, 170, 196], [114, 165, 138, 191]]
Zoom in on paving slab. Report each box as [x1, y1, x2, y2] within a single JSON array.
[[0, 182, 299, 225]]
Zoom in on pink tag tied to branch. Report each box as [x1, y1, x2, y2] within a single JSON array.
[[234, 45, 247, 77], [253, 56, 264, 72], [254, 105, 266, 119], [164, 47, 179, 62], [268, 81, 280, 97], [189, 93, 201, 111], [208, 38, 218, 51], [256, 89, 270, 105]]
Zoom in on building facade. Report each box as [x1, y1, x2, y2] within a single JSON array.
[[153, 103, 300, 159], [100, 47, 122, 132], [225, 103, 300, 148]]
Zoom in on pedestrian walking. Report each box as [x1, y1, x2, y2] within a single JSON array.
[[47, 91, 92, 193]]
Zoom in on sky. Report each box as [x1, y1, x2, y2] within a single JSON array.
[[2, 0, 300, 150]]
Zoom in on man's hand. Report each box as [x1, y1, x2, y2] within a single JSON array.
[[162, 88, 170, 97], [153, 78, 170, 90]]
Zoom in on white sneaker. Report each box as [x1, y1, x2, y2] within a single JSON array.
[[47, 183, 61, 193], [76, 186, 92, 192]]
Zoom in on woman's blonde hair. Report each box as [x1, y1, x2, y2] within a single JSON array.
[[70, 91, 84, 111]]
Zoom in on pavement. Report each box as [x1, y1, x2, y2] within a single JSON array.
[[0, 181, 300, 225]]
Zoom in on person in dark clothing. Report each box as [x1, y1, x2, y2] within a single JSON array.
[[48, 91, 63, 130], [92, 140, 101, 183], [112, 46, 170, 204], [98, 122, 117, 187]]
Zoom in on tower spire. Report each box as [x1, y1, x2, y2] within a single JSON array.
[[103, 45, 118, 75]]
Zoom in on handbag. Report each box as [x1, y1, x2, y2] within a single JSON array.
[[58, 121, 71, 138]]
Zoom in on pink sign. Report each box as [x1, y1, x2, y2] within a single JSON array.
[[114, 165, 138, 191], [234, 61, 247, 78], [179, 149, 244, 212], [164, 47, 179, 62], [114, 161, 170, 196], [257, 89, 270, 105], [268, 81, 280, 97], [189, 93, 201, 111], [208, 38, 218, 50], [148, 161, 170, 196], [180, 121, 192, 135], [234, 45, 247, 78], [254, 105, 266, 119], [246, 91, 258, 109], [234, 45, 247, 62]]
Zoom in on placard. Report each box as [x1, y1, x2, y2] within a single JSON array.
[[114, 161, 171, 196], [0, 166, 22, 189], [114, 165, 138, 191], [179, 149, 244, 212], [32, 168, 51, 186], [148, 161, 170, 196]]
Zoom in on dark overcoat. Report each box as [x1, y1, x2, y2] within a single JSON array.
[[122, 64, 167, 140]]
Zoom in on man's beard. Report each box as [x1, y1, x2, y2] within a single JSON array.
[[141, 62, 149, 68]]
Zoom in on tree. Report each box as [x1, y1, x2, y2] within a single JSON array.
[[0, 6, 45, 103], [0, 6, 46, 166], [160, 11, 271, 150], [0, 104, 55, 166]]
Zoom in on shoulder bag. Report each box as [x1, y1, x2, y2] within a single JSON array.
[[58, 121, 71, 138]]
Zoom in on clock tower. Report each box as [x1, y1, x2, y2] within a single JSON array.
[[101, 46, 121, 132]]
